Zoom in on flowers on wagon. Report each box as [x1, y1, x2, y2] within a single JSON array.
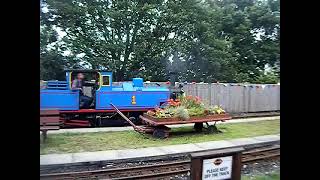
[[207, 105, 226, 115], [167, 98, 181, 107], [147, 95, 226, 120]]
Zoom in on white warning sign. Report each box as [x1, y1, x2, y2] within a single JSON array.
[[202, 156, 233, 180]]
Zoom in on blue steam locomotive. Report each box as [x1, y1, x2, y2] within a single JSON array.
[[40, 69, 180, 127]]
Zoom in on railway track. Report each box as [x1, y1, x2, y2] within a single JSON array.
[[40, 145, 280, 180]]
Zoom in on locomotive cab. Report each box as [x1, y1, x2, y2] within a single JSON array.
[[67, 69, 112, 109]]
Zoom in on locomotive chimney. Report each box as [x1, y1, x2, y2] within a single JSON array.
[[169, 71, 177, 88], [169, 71, 182, 99]]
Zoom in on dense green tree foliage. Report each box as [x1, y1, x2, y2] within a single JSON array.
[[40, 0, 279, 83]]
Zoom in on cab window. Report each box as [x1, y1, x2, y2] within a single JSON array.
[[102, 76, 110, 86]]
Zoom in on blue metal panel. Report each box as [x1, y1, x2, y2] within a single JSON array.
[[122, 82, 134, 91], [46, 81, 68, 90], [100, 71, 112, 76], [47, 81, 68, 84], [112, 87, 124, 91], [96, 72, 170, 110], [96, 91, 170, 110], [140, 87, 169, 91], [40, 89, 79, 110], [46, 87, 69, 90], [133, 78, 143, 87]]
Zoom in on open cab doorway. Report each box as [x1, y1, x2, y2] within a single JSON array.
[[68, 69, 101, 109]]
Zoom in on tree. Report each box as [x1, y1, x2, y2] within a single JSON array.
[[253, 71, 279, 84], [41, 0, 280, 83], [40, 19, 66, 80], [45, 0, 170, 80], [206, 0, 280, 82]]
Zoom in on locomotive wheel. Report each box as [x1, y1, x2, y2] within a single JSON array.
[[153, 128, 168, 139], [194, 123, 203, 132], [93, 117, 102, 127], [129, 117, 138, 124], [89, 119, 96, 127]]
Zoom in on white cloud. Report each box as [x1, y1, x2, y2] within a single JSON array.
[[76, 53, 85, 58], [168, 55, 173, 63], [63, 50, 71, 56], [79, 61, 92, 69], [41, 7, 49, 13], [53, 26, 67, 40], [168, 32, 175, 39]]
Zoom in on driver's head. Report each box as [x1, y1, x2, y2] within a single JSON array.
[[77, 73, 84, 80]]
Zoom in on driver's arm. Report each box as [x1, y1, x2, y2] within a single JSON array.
[[71, 80, 81, 90], [83, 80, 95, 86]]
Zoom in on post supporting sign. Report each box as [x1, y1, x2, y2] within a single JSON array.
[[190, 147, 244, 180]]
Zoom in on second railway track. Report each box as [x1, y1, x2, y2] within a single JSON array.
[[40, 144, 280, 180]]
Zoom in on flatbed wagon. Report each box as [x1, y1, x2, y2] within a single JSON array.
[[111, 103, 232, 138], [139, 114, 232, 138]]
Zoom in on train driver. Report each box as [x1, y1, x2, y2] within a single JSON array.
[[72, 73, 93, 109]]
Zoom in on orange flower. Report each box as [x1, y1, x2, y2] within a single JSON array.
[[186, 95, 193, 100]]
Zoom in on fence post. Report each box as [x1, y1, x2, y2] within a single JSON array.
[[208, 83, 212, 106], [196, 84, 198, 97]]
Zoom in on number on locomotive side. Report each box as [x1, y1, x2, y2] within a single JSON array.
[[132, 96, 136, 105]]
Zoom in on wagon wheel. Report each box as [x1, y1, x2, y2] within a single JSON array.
[[194, 123, 203, 132], [153, 128, 168, 139], [206, 125, 222, 134]]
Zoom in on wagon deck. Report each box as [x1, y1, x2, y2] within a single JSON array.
[[138, 113, 232, 138], [140, 114, 231, 126]]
